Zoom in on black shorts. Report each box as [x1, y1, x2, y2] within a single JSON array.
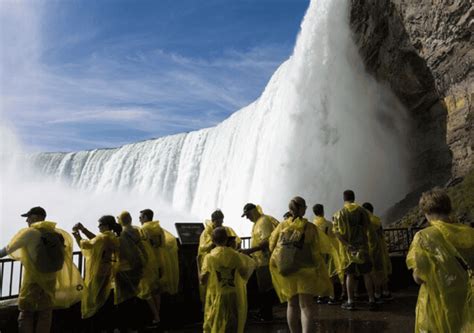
[[346, 262, 372, 275]]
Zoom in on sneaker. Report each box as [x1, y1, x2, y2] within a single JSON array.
[[374, 297, 384, 304], [382, 292, 394, 301], [341, 301, 355, 310], [316, 297, 328, 304], [327, 298, 340, 305], [368, 301, 377, 311]]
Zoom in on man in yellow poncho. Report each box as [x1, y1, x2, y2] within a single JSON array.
[[138, 208, 179, 328], [333, 190, 376, 311], [312, 203, 344, 304], [72, 216, 121, 327], [0, 206, 82, 333], [362, 202, 392, 302], [269, 197, 333, 333], [406, 188, 473, 333], [240, 203, 279, 321], [200, 227, 255, 333], [198, 209, 241, 303]]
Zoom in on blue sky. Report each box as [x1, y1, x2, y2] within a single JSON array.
[[1, 0, 309, 152]]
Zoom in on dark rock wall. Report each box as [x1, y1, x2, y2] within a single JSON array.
[[350, 0, 473, 192]]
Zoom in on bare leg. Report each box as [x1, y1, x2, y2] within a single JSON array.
[[372, 272, 382, 297], [346, 274, 356, 304], [146, 298, 160, 323], [18, 310, 34, 333], [363, 273, 375, 302], [36, 309, 53, 333], [299, 294, 315, 333], [287, 295, 301, 333], [153, 293, 161, 322]]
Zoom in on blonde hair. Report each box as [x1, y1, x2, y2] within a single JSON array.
[[118, 211, 132, 226], [419, 188, 452, 216]]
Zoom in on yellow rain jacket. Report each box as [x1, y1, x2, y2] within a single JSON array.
[[115, 225, 147, 304], [406, 220, 474, 333], [333, 202, 375, 273], [269, 217, 333, 302], [313, 217, 344, 282], [250, 209, 279, 267], [202, 246, 255, 333], [7, 221, 82, 311], [80, 230, 119, 318], [367, 213, 391, 280], [139, 221, 179, 298], [198, 221, 241, 301]]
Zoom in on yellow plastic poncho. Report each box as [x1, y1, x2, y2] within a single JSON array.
[[367, 213, 391, 280], [7, 221, 83, 311], [250, 211, 279, 268], [333, 202, 376, 273], [269, 217, 333, 302], [115, 225, 147, 304], [139, 221, 179, 298], [198, 221, 241, 301], [313, 217, 344, 282], [406, 220, 474, 333], [198, 221, 241, 269], [80, 230, 119, 318], [202, 246, 256, 333]]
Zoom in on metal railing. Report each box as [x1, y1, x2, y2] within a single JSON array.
[[0, 228, 422, 301]]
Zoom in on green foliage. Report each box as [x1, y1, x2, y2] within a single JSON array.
[[397, 169, 474, 227]]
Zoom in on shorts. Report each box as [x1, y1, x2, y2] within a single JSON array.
[[345, 262, 372, 275]]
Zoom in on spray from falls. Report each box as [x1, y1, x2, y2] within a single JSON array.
[[2, 0, 409, 239]]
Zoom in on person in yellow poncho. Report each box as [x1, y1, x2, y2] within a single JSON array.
[[269, 197, 333, 333], [200, 227, 256, 333], [333, 190, 376, 311], [0, 206, 82, 333], [115, 211, 147, 331], [406, 188, 473, 333], [72, 215, 120, 329], [240, 203, 279, 321], [138, 208, 179, 328], [362, 202, 392, 301], [198, 209, 241, 303], [312, 203, 344, 304]]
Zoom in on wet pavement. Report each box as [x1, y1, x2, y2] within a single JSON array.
[[169, 287, 417, 333]]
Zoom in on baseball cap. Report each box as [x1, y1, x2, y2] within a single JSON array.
[[241, 203, 256, 217], [21, 206, 47, 218]]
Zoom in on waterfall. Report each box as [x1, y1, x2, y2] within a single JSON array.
[[20, 0, 408, 234]]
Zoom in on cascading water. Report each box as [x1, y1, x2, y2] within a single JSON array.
[[4, 0, 409, 238]]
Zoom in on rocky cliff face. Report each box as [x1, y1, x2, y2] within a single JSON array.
[[350, 0, 473, 222]]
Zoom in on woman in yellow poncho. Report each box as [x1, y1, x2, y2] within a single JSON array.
[[0, 206, 82, 333], [200, 227, 255, 333], [269, 197, 333, 333], [362, 202, 392, 300], [138, 208, 179, 327], [198, 210, 241, 302], [72, 216, 120, 324], [406, 188, 473, 333]]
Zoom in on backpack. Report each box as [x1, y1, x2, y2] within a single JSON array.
[[33, 229, 65, 273], [274, 224, 312, 276]]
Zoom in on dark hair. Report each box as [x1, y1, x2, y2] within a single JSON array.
[[419, 188, 452, 216], [362, 202, 374, 213], [140, 209, 154, 221], [312, 204, 324, 216], [343, 190, 355, 202], [211, 209, 224, 221], [98, 215, 122, 236], [283, 211, 292, 219], [289, 196, 306, 217], [212, 227, 228, 246]]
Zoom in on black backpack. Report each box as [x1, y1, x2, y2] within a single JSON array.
[[33, 229, 66, 273]]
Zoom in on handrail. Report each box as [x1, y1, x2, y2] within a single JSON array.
[[0, 227, 422, 301]]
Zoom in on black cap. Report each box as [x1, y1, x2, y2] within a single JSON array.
[[21, 206, 47, 218], [241, 203, 256, 217]]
